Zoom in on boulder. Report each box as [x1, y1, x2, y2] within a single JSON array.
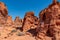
[[22, 12, 38, 32]]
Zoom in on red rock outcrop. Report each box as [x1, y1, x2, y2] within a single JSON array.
[[1, 0, 60, 40], [0, 2, 36, 40], [14, 16, 23, 28], [6, 16, 14, 26], [22, 12, 38, 32], [0, 2, 8, 17], [36, 0, 60, 40], [0, 2, 8, 24]]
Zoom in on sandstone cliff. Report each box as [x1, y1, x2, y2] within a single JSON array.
[[36, 0, 60, 40]]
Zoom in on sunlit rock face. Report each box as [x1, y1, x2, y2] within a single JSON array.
[[22, 12, 38, 32], [0, 2, 8, 24], [6, 16, 14, 26], [36, 0, 60, 40], [14, 16, 23, 28]]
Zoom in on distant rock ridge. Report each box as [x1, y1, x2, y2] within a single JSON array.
[[14, 16, 23, 28], [6, 16, 14, 25]]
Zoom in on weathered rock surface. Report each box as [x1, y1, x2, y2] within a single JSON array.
[[36, 0, 60, 40], [0, 2, 8, 17], [22, 12, 38, 32], [14, 16, 23, 28], [0, 2, 8, 24], [6, 16, 14, 26]]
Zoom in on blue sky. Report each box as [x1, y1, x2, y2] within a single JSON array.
[[0, 0, 60, 20]]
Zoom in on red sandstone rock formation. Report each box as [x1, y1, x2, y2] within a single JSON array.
[[0, 2, 8, 24], [14, 16, 23, 28], [22, 12, 38, 32], [6, 16, 14, 26], [1, 0, 60, 40], [0, 2, 8, 17], [36, 0, 60, 40], [0, 2, 36, 40]]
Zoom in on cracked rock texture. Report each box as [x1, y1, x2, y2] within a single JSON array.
[[36, 0, 60, 40]]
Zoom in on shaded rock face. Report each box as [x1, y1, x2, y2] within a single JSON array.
[[0, 2, 8, 17], [22, 12, 38, 32], [14, 16, 23, 28], [0, 2, 8, 24], [36, 0, 60, 40]]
